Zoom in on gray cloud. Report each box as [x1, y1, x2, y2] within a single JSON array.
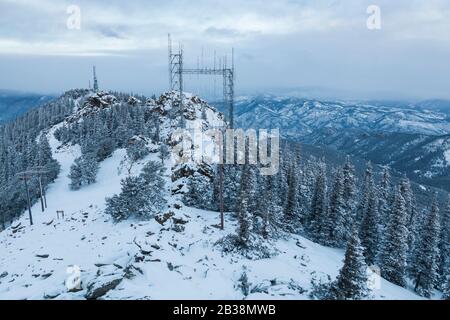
[[0, 0, 449, 100]]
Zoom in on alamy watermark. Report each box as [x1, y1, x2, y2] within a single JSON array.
[[66, 5, 81, 30], [66, 265, 81, 291], [367, 265, 381, 290], [367, 5, 381, 30], [171, 128, 280, 176]]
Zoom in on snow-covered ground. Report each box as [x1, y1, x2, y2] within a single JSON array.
[[0, 126, 425, 300]]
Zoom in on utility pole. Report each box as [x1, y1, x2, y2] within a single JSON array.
[[17, 172, 33, 226], [219, 162, 224, 230], [33, 166, 49, 211]]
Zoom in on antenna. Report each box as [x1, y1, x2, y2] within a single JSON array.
[[93, 66, 99, 92], [168, 36, 235, 127]]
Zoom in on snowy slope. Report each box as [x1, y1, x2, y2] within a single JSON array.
[[0, 124, 424, 300]]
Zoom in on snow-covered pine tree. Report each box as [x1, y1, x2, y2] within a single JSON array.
[[283, 162, 301, 230], [37, 134, 60, 181], [439, 196, 450, 288], [126, 138, 149, 162], [105, 161, 167, 221], [140, 160, 167, 215], [105, 176, 144, 221], [378, 186, 409, 287], [68, 157, 83, 190], [329, 227, 369, 300], [183, 172, 213, 210], [341, 156, 357, 242], [223, 165, 240, 212], [412, 195, 441, 298], [359, 162, 379, 265], [309, 162, 327, 243], [236, 164, 254, 247], [81, 153, 99, 185], [443, 271, 450, 300], [378, 166, 392, 235], [326, 168, 346, 247], [258, 175, 282, 239]]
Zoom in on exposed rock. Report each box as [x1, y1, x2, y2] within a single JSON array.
[[155, 211, 175, 225], [85, 275, 123, 300]]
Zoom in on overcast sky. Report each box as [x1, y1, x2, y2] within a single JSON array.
[[1, 0, 450, 100]]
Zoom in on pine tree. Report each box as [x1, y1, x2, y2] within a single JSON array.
[[326, 169, 346, 247], [379, 186, 409, 287], [105, 176, 144, 220], [341, 156, 357, 242], [378, 166, 392, 235], [183, 173, 213, 209], [105, 161, 167, 221], [258, 175, 282, 239], [439, 197, 450, 288], [283, 162, 301, 229], [443, 272, 450, 300], [359, 162, 379, 265], [309, 162, 327, 242], [68, 157, 83, 190], [412, 195, 441, 298], [236, 164, 253, 246], [81, 153, 99, 185], [330, 228, 369, 300]]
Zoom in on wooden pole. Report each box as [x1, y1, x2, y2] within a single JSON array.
[[23, 177, 33, 225], [38, 175, 45, 212]]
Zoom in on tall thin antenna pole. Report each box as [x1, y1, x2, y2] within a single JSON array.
[[93, 66, 99, 92]]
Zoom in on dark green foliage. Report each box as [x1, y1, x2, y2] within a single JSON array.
[[412, 196, 441, 297], [105, 161, 167, 221], [379, 187, 409, 287]]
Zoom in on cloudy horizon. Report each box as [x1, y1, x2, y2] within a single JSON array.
[[1, 0, 450, 100]]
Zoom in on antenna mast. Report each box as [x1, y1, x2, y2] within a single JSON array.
[[93, 66, 99, 92]]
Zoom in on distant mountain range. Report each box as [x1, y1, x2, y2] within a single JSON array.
[[0, 90, 55, 123], [227, 95, 450, 191]]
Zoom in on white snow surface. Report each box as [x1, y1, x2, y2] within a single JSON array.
[[445, 149, 450, 165], [0, 125, 425, 300]]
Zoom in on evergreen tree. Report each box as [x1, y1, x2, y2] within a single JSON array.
[[379, 187, 409, 287], [443, 272, 450, 300], [68, 157, 83, 190], [258, 175, 282, 239], [309, 162, 327, 242], [378, 166, 392, 234], [81, 153, 99, 185], [183, 173, 213, 209], [236, 164, 253, 246], [105, 176, 145, 220], [329, 228, 369, 300], [359, 162, 379, 265], [326, 169, 346, 247], [439, 197, 450, 287], [105, 161, 167, 221], [412, 195, 441, 298], [341, 156, 357, 242], [283, 162, 301, 229]]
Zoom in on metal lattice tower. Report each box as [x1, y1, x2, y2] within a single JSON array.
[[168, 34, 235, 128], [168, 34, 183, 111], [93, 66, 99, 92]]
